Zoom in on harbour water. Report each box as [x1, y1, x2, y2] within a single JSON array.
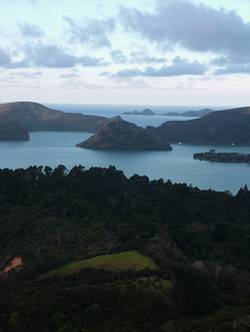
[[0, 104, 247, 194]]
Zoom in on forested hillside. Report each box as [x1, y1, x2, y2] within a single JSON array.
[[0, 166, 250, 331], [0, 102, 106, 133], [147, 107, 250, 145]]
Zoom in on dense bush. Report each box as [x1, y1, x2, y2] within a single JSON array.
[[0, 165, 250, 331]]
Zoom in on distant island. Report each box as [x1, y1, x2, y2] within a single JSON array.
[[194, 150, 250, 163], [123, 108, 155, 116], [77, 116, 172, 151], [146, 107, 250, 145], [123, 108, 214, 117], [165, 108, 214, 117], [0, 121, 30, 141]]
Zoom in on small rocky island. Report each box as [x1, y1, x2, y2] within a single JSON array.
[[123, 109, 155, 116], [194, 150, 250, 163], [0, 121, 30, 141], [77, 116, 172, 151]]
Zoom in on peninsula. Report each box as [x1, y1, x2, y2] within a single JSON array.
[[146, 107, 250, 145], [194, 150, 250, 163], [77, 116, 172, 150], [0, 102, 107, 133]]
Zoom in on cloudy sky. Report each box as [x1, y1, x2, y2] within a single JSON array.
[[1, 0, 250, 106]]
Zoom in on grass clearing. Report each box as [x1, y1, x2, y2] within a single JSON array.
[[40, 251, 157, 279]]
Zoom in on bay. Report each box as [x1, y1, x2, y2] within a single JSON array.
[[0, 130, 249, 194], [0, 103, 247, 194]]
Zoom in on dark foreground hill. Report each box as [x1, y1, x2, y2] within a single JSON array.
[[77, 116, 172, 150], [147, 107, 250, 145], [1, 165, 250, 331], [0, 102, 106, 133], [0, 121, 30, 141]]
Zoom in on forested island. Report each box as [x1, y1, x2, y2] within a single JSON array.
[[194, 150, 250, 163], [1, 165, 250, 331]]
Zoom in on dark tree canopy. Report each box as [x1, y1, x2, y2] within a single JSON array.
[[0, 165, 250, 332]]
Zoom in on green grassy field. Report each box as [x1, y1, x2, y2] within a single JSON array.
[[40, 251, 157, 278]]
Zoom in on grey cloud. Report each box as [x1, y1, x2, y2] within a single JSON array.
[[60, 72, 81, 79], [110, 49, 166, 64], [0, 44, 107, 69], [119, 0, 250, 58], [0, 48, 28, 69], [212, 54, 250, 75], [64, 16, 116, 48], [111, 50, 127, 64], [212, 54, 250, 66], [130, 51, 166, 64], [78, 56, 108, 67], [103, 57, 207, 77], [27, 44, 76, 68], [19, 23, 44, 38], [215, 63, 250, 75], [211, 56, 229, 66], [0, 48, 12, 67], [10, 71, 42, 78], [25, 44, 106, 68]]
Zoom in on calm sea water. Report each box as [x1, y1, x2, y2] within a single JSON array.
[[0, 104, 247, 194]]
